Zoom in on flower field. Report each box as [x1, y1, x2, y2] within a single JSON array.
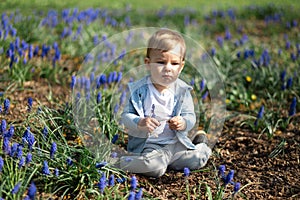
[[0, 1, 299, 199]]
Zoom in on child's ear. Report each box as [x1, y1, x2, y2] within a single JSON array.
[[145, 57, 151, 70], [180, 60, 185, 72], [144, 57, 150, 64]]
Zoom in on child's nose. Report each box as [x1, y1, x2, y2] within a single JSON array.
[[164, 62, 172, 71]]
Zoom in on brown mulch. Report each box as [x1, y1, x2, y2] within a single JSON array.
[[1, 79, 299, 200]]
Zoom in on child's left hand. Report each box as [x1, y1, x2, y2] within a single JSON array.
[[168, 116, 186, 131]]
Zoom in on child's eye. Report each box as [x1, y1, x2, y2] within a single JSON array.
[[156, 61, 165, 64], [172, 62, 180, 65]]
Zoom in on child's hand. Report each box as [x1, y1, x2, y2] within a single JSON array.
[[168, 116, 186, 131], [137, 117, 161, 134]]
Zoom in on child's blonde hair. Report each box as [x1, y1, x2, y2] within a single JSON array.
[[146, 29, 186, 61]]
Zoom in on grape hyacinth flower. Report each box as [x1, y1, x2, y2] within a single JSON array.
[[128, 191, 135, 200], [27, 182, 37, 199], [42, 126, 48, 138], [254, 105, 264, 126], [286, 77, 293, 89], [27, 97, 33, 112], [108, 174, 115, 187], [3, 137, 10, 154], [42, 160, 50, 175], [3, 98, 10, 114], [224, 170, 234, 185], [98, 173, 107, 194], [10, 143, 18, 157], [130, 176, 137, 191], [26, 153, 32, 164], [16, 145, 23, 159], [1, 119, 6, 134], [70, 75, 76, 90], [54, 168, 59, 177], [111, 134, 119, 144], [11, 182, 21, 194], [0, 156, 4, 172], [289, 97, 297, 116], [50, 142, 57, 159], [96, 161, 107, 169], [18, 157, 25, 168], [6, 126, 14, 139], [66, 157, 73, 166], [111, 152, 118, 158], [135, 188, 143, 200], [183, 167, 190, 177], [218, 165, 226, 178], [233, 182, 241, 194], [97, 92, 102, 104]]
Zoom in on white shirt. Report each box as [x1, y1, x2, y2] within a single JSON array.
[[144, 77, 178, 144]]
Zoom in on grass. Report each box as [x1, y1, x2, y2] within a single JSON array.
[[1, 0, 300, 13]]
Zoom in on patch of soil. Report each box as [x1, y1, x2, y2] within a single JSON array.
[[1, 78, 299, 200]]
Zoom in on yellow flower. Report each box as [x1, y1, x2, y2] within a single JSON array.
[[245, 76, 252, 82], [225, 99, 231, 104], [251, 94, 257, 101]]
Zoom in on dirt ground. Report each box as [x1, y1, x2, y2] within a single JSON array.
[[1, 79, 299, 200]]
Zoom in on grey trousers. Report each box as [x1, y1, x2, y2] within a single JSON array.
[[120, 142, 211, 177]]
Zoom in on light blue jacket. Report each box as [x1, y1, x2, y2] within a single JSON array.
[[121, 75, 196, 153]]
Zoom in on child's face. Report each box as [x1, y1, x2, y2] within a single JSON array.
[[145, 44, 185, 91]]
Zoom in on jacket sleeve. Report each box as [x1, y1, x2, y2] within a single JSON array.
[[179, 90, 196, 133], [120, 96, 148, 138]]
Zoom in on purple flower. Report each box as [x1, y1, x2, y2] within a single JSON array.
[[3, 137, 10, 154], [254, 105, 265, 126], [16, 145, 23, 158], [116, 72, 122, 83], [42, 126, 48, 138], [96, 92, 102, 104], [224, 170, 234, 185], [289, 97, 297, 116], [98, 173, 106, 193], [233, 182, 241, 193], [130, 176, 137, 191], [280, 70, 286, 82], [26, 153, 32, 164], [218, 165, 226, 178], [286, 77, 293, 89], [4, 98, 10, 114], [125, 157, 133, 162], [202, 91, 209, 100], [111, 134, 119, 144], [11, 182, 22, 194], [119, 90, 127, 106], [42, 160, 50, 175], [27, 182, 37, 199], [96, 161, 107, 169], [70, 75, 76, 90], [183, 167, 190, 177], [135, 188, 143, 200], [27, 132, 35, 150], [18, 157, 25, 168], [108, 174, 115, 186], [54, 168, 59, 176], [10, 143, 18, 157], [66, 157, 73, 166], [1, 119, 6, 134], [50, 142, 57, 159], [117, 177, 126, 183], [5, 126, 14, 139], [111, 152, 117, 158], [128, 191, 135, 200], [0, 156, 3, 172], [28, 97, 33, 112]]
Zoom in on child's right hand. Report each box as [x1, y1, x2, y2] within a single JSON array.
[[137, 117, 161, 134]]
